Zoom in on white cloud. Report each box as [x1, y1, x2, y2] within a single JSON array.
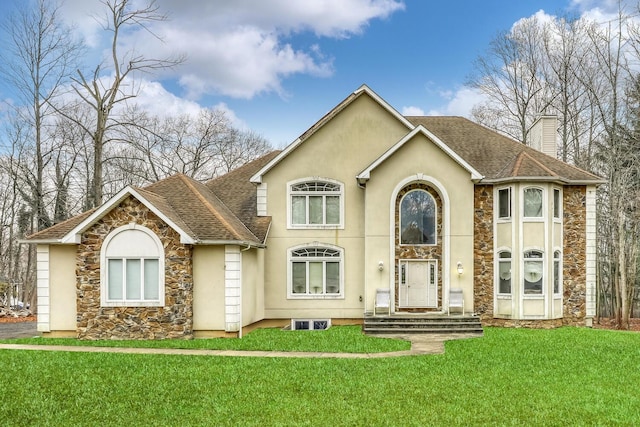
[[427, 87, 486, 117], [58, 0, 404, 100], [401, 106, 425, 116]]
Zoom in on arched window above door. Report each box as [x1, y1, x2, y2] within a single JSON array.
[[400, 189, 436, 245]]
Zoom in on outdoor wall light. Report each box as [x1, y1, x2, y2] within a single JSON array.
[[378, 261, 384, 271], [457, 261, 464, 275]]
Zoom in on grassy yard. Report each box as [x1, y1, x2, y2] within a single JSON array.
[[1, 326, 639, 426]]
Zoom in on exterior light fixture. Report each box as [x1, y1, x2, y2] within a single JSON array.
[[378, 261, 384, 271], [457, 261, 464, 275]]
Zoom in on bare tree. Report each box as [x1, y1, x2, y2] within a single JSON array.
[[0, 0, 82, 231], [69, 0, 184, 208], [468, 15, 554, 144]]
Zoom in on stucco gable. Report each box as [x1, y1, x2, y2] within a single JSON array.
[[356, 125, 484, 185], [250, 84, 414, 184]]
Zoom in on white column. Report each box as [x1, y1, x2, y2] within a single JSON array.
[[585, 186, 597, 319], [224, 245, 242, 333], [36, 244, 50, 332]]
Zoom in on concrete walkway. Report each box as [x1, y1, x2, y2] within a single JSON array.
[[0, 332, 482, 358]]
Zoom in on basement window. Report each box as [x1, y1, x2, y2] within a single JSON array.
[[290, 319, 331, 331]]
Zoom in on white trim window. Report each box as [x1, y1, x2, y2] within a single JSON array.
[[553, 250, 562, 295], [497, 250, 512, 294], [523, 250, 544, 295], [288, 244, 344, 298], [497, 187, 511, 219], [288, 179, 344, 228], [553, 188, 562, 220], [100, 224, 165, 307], [523, 187, 544, 218], [400, 189, 436, 245]]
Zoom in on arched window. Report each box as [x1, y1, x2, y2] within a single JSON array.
[[100, 224, 164, 306], [498, 251, 512, 294], [400, 190, 436, 245], [523, 187, 543, 218], [288, 244, 343, 298], [523, 250, 543, 294]]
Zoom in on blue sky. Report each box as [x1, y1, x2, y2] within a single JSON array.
[[0, 0, 625, 148]]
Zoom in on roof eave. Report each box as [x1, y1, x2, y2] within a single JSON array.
[[195, 239, 266, 249], [480, 176, 607, 185]]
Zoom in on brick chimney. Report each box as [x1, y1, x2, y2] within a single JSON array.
[[529, 115, 557, 159]]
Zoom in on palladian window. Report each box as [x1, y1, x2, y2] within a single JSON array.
[[289, 245, 343, 298], [400, 190, 436, 245], [289, 179, 343, 228]]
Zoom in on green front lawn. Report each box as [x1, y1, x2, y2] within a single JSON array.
[[1, 327, 639, 426]]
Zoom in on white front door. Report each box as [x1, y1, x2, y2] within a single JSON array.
[[399, 260, 438, 308]]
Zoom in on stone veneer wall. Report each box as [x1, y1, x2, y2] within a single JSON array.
[[394, 183, 443, 312], [561, 186, 587, 324], [473, 185, 494, 320], [475, 184, 588, 328], [76, 196, 193, 339]]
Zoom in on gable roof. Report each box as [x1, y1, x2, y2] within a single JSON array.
[[405, 116, 604, 184], [250, 84, 414, 184], [357, 125, 484, 184], [206, 151, 280, 242], [251, 85, 602, 187], [25, 152, 281, 246]]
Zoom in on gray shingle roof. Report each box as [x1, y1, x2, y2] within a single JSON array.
[[25, 152, 281, 244], [405, 116, 602, 183]]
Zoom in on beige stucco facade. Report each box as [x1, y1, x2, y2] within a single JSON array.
[[30, 85, 599, 338]]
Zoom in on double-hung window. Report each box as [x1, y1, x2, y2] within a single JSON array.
[[498, 188, 511, 219], [553, 250, 562, 294], [523, 250, 543, 295], [289, 245, 343, 298], [101, 224, 164, 307], [497, 251, 512, 294], [289, 179, 343, 228]]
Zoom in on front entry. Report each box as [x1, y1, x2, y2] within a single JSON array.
[[398, 260, 438, 308]]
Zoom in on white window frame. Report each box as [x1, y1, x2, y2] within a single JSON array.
[[496, 249, 512, 296], [553, 249, 562, 295], [287, 243, 344, 299], [523, 186, 545, 220], [497, 187, 512, 220], [287, 178, 344, 229], [399, 189, 437, 246], [100, 223, 165, 307], [523, 248, 544, 296], [553, 187, 562, 221]]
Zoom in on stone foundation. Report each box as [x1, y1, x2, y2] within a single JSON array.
[[76, 196, 193, 340]]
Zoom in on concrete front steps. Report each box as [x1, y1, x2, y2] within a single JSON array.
[[363, 313, 483, 335]]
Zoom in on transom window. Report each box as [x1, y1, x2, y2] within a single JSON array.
[[498, 251, 512, 294], [400, 189, 436, 245], [289, 245, 343, 298], [289, 179, 343, 228], [100, 224, 164, 307], [523, 187, 543, 218], [523, 250, 543, 295]]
